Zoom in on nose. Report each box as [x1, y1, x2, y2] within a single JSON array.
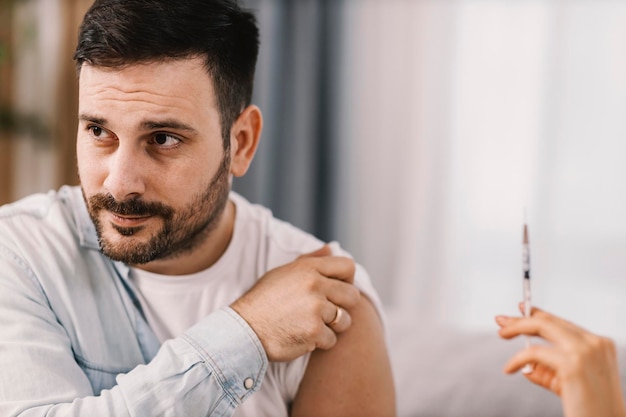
[[103, 143, 146, 201]]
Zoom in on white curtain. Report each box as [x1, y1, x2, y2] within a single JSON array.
[[337, 0, 626, 341]]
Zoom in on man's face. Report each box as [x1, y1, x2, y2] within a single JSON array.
[[76, 58, 231, 269]]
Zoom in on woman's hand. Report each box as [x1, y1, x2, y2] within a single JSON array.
[[496, 305, 626, 417]]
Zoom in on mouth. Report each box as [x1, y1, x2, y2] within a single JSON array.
[[107, 212, 154, 227]]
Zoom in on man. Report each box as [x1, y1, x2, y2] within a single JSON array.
[[0, 0, 395, 416], [497, 304, 626, 417]]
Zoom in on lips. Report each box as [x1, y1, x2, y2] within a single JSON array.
[[108, 212, 153, 227]]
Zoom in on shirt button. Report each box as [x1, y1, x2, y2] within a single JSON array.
[[244, 377, 255, 390]]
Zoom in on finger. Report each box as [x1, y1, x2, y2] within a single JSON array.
[[316, 323, 338, 351], [504, 344, 564, 375], [334, 309, 352, 333], [310, 256, 356, 284], [324, 280, 361, 310], [500, 306, 586, 343], [327, 306, 352, 333], [298, 244, 332, 259], [328, 304, 343, 326], [495, 315, 518, 328], [517, 302, 530, 316], [519, 303, 584, 334], [496, 314, 539, 334], [498, 313, 582, 346], [524, 363, 561, 394], [518, 302, 540, 316]]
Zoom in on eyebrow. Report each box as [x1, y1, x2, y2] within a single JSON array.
[[78, 113, 199, 135], [140, 119, 198, 134], [78, 113, 106, 125]]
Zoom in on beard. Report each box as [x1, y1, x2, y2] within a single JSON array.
[[84, 152, 231, 265]]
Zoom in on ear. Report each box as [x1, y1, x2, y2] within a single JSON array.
[[229, 104, 262, 177]]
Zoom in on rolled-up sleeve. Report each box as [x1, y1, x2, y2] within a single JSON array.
[[116, 308, 268, 416]]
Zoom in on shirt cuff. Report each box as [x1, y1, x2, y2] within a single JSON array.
[[183, 306, 268, 405]]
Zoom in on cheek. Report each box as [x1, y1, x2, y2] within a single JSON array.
[[76, 143, 104, 189], [164, 159, 218, 203], [165, 171, 204, 200]]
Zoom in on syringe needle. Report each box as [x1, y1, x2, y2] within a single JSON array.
[[522, 221, 533, 374]]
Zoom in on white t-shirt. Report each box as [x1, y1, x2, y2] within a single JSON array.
[[130, 192, 384, 417]]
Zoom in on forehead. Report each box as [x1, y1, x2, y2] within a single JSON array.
[[78, 57, 217, 119]]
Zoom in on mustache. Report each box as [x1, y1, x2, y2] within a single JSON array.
[[88, 193, 173, 219]]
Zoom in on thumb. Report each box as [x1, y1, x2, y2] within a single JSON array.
[[298, 244, 332, 259]]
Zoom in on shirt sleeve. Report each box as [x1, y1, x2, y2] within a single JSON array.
[[0, 244, 267, 417]]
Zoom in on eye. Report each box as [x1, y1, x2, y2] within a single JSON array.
[[153, 133, 181, 148], [87, 125, 112, 140]]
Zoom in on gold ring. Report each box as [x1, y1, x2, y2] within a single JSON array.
[[329, 306, 343, 326]]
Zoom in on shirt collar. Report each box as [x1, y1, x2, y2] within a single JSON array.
[[61, 185, 101, 250]]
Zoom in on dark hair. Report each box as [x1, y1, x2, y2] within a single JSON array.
[[73, 0, 259, 149]]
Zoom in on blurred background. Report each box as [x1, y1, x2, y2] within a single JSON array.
[[1, 0, 626, 343]]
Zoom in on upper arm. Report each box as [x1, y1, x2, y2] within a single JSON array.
[[290, 294, 396, 417]]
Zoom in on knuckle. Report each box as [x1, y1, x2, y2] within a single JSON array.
[[294, 256, 315, 272], [560, 345, 585, 373], [349, 285, 360, 301], [584, 334, 614, 357], [321, 330, 337, 350], [313, 320, 326, 335], [344, 260, 356, 282], [342, 286, 360, 307], [587, 335, 602, 349], [302, 320, 324, 340], [300, 272, 320, 291], [599, 336, 617, 355], [308, 298, 325, 315], [345, 258, 356, 274]]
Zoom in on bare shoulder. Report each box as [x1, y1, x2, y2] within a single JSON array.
[[290, 294, 396, 417]]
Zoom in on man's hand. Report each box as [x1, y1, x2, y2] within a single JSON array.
[[230, 245, 361, 362], [496, 305, 626, 417]]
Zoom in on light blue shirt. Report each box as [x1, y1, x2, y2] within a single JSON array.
[[0, 186, 268, 416]]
